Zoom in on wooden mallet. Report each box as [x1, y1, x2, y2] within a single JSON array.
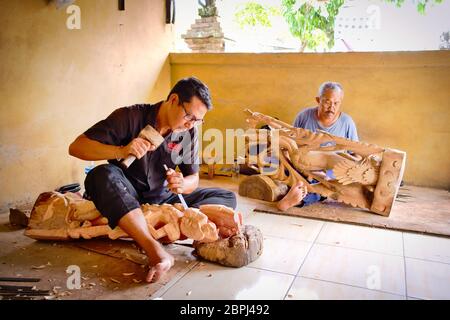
[[120, 125, 164, 169]]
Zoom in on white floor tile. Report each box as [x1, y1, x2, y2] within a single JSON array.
[[161, 262, 294, 300], [316, 222, 403, 256], [247, 236, 312, 275], [403, 233, 450, 264], [245, 212, 323, 242], [406, 258, 450, 300], [299, 244, 405, 295], [286, 276, 405, 300]]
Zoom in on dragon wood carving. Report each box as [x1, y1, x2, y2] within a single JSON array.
[[241, 109, 406, 216]]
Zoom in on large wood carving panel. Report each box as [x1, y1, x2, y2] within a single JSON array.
[[240, 109, 406, 216]]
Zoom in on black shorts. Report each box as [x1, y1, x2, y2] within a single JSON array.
[[84, 164, 237, 228]]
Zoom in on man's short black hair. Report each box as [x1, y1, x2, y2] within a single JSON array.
[[167, 77, 213, 110]]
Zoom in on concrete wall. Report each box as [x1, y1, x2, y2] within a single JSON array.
[[170, 51, 450, 189], [0, 0, 173, 212]]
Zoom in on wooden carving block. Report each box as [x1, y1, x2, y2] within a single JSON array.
[[241, 109, 407, 216], [193, 225, 263, 268], [24, 192, 242, 243], [238, 175, 289, 202]]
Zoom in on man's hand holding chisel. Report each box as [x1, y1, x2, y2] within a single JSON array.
[[164, 166, 184, 194]]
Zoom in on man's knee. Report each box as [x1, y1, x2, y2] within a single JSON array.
[[86, 164, 120, 183], [210, 188, 237, 209], [84, 164, 136, 200]]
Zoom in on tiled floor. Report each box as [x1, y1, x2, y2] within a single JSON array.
[[154, 212, 450, 300], [151, 177, 450, 300], [1, 176, 449, 300]]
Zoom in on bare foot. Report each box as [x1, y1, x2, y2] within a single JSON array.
[[146, 247, 174, 283], [277, 182, 307, 211]]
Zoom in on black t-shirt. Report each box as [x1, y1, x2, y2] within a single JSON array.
[[84, 102, 199, 203]]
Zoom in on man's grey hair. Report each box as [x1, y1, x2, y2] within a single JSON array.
[[318, 82, 344, 97]]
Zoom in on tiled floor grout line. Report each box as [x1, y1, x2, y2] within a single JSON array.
[[403, 256, 450, 266], [282, 222, 326, 300], [244, 265, 299, 277], [314, 241, 404, 258], [297, 275, 406, 299], [402, 232, 409, 298]]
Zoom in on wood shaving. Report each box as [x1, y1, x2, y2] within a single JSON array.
[[122, 272, 135, 276], [132, 279, 142, 284], [110, 278, 121, 284], [52, 286, 61, 294], [32, 265, 46, 269]]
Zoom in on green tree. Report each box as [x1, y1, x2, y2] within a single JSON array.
[[281, 0, 344, 51]]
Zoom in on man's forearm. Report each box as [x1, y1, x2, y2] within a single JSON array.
[[69, 134, 123, 161], [182, 173, 199, 194]]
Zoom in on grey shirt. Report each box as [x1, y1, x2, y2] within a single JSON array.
[[293, 106, 359, 141]]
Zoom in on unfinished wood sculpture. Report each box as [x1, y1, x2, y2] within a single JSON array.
[[24, 191, 264, 267], [24, 192, 242, 243], [240, 109, 406, 216]]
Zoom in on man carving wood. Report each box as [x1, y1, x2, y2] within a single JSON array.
[[68, 77, 237, 283]]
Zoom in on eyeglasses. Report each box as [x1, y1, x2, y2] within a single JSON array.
[[180, 102, 204, 126], [320, 99, 341, 108]]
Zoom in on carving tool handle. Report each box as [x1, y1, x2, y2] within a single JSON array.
[[120, 154, 136, 169]]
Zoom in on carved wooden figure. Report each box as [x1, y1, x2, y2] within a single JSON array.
[[239, 109, 406, 216], [24, 191, 266, 268], [24, 192, 242, 243]]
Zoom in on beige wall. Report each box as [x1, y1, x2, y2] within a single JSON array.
[[0, 0, 173, 212], [170, 51, 450, 189]]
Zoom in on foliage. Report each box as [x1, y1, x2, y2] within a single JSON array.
[[281, 0, 344, 51], [234, 2, 281, 28], [383, 0, 444, 15]]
